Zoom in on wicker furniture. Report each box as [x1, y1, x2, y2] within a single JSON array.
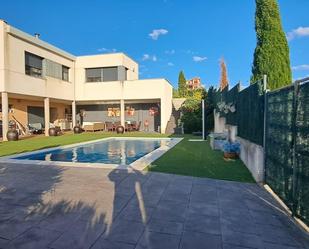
[[83, 122, 105, 132]]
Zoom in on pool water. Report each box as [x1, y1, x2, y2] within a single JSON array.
[[14, 138, 169, 165]]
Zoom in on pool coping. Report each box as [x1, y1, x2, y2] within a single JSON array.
[[0, 137, 183, 171]]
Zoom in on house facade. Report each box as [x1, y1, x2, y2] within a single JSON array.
[[0, 20, 173, 140], [186, 77, 202, 90]]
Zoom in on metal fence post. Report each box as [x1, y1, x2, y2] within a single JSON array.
[[291, 80, 300, 216], [202, 99, 206, 140], [263, 75, 268, 184]]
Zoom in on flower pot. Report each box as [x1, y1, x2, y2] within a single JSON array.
[[48, 127, 57, 136], [7, 129, 19, 141], [73, 126, 82, 134], [116, 125, 124, 134], [224, 152, 238, 159]]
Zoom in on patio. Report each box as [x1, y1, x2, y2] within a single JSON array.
[[0, 163, 308, 249]]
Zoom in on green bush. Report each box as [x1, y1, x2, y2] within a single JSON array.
[[181, 98, 202, 133]]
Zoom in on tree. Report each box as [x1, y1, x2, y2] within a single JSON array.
[[251, 0, 291, 90], [178, 70, 187, 97], [219, 58, 229, 91]]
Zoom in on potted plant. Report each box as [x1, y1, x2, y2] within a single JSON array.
[[116, 125, 124, 134], [223, 141, 240, 159], [7, 120, 19, 141], [7, 129, 19, 141], [73, 124, 82, 134]]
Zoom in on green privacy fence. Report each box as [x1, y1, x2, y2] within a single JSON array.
[[213, 80, 264, 145], [212, 77, 309, 226], [265, 79, 309, 226]]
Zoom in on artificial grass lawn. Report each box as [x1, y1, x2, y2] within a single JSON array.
[[148, 135, 255, 183], [0, 132, 254, 183], [0, 132, 168, 157]]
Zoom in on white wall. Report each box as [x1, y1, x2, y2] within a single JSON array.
[[0, 20, 7, 92], [237, 136, 265, 183], [214, 110, 226, 133], [2, 21, 75, 100], [213, 110, 265, 182]]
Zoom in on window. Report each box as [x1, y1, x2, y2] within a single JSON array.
[[102, 67, 117, 81], [25, 52, 43, 78], [62, 66, 69, 81], [85, 67, 118, 82], [45, 60, 70, 81], [86, 68, 103, 82]]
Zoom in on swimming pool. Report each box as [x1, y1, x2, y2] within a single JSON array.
[[5, 137, 182, 169]]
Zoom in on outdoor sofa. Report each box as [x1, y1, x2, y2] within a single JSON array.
[[82, 122, 105, 132]]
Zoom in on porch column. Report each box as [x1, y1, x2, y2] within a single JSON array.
[[72, 100, 76, 128], [1, 92, 9, 141], [44, 97, 50, 136], [120, 99, 125, 127]]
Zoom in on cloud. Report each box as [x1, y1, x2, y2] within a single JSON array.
[[193, 56, 207, 62], [149, 29, 168, 40], [165, 49, 175, 55], [167, 62, 174, 66], [292, 65, 309, 71], [287, 26, 309, 41], [142, 54, 157, 62], [98, 47, 117, 53]]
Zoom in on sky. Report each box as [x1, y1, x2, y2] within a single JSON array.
[[0, 0, 308, 89]]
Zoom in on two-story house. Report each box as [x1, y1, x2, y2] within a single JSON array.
[[0, 20, 173, 140]]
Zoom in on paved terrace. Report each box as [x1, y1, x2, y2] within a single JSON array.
[[0, 163, 308, 249]]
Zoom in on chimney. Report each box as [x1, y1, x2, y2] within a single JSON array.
[[34, 33, 40, 39]]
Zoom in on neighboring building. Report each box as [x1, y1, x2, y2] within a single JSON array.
[[0, 20, 173, 140], [186, 77, 202, 90]]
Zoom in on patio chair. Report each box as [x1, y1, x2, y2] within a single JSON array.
[[131, 121, 137, 131], [28, 123, 43, 134], [136, 121, 142, 131], [125, 122, 132, 132], [114, 121, 121, 128], [105, 122, 114, 131]]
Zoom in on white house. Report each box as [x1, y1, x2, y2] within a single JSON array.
[[0, 20, 173, 140]]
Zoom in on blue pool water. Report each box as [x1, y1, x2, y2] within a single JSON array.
[[14, 138, 169, 165]]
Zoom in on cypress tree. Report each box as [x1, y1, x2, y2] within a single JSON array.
[[251, 0, 292, 90], [178, 70, 187, 97]]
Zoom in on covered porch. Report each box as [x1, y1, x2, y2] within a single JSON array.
[[0, 92, 75, 141], [76, 99, 162, 133]]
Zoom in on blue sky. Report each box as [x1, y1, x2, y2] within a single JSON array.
[[1, 0, 308, 89]]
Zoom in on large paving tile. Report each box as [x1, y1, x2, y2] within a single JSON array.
[[128, 193, 163, 208], [0, 216, 39, 240], [117, 202, 155, 223], [222, 230, 264, 249], [250, 210, 284, 227], [135, 230, 181, 249], [220, 211, 259, 235], [256, 224, 304, 248], [49, 218, 106, 249], [91, 238, 135, 249], [6, 227, 61, 249], [102, 220, 145, 244], [185, 213, 221, 235], [151, 200, 187, 222], [160, 189, 190, 204], [262, 242, 304, 249], [180, 230, 222, 249], [38, 211, 81, 232], [146, 219, 183, 235], [0, 237, 10, 248], [188, 202, 220, 217]]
